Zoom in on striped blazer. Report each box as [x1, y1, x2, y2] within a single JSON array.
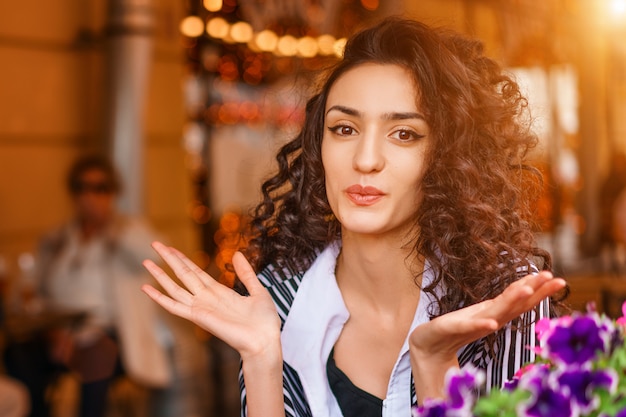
[[239, 243, 550, 417]]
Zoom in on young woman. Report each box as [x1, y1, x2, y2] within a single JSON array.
[[142, 17, 566, 417]]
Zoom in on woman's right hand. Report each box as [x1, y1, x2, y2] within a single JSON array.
[[141, 242, 281, 361]]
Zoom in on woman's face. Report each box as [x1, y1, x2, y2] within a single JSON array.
[[321, 63, 431, 239]]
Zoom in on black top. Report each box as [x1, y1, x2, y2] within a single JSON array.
[[327, 348, 383, 417]]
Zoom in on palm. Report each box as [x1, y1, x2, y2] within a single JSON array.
[[142, 242, 280, 359], [409, 271, 566, 402], [410, 270, 566, 357]]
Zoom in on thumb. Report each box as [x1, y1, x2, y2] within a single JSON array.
[[232, 252, 264, 295]]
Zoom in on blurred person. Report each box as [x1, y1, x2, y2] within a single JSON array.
[[4, 154, 171, 417]]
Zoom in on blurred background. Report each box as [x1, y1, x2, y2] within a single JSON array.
[[1, 0, 626, 416]]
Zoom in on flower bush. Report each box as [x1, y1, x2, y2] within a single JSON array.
[[415, 302, 626, 417]]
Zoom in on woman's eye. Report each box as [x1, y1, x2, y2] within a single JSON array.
[[329, 125, 357, 136], [391, 129, 424, 142]]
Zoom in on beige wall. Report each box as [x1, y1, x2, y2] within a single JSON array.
[[404, 0, 504, 60], [0, 0, 197, 281]]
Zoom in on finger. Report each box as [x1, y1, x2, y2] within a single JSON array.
[[513, 271, 554, 292], [143, 259, 194, 305], [490, 276, 565, 325], [151, 242, 205, 295], [170, 247, 214, 288], [141, 284, 194, 321], [506, 274, 565, 307], [231, 252, 264, 296], [171, 248, 250, 302], [499, 271, 556, 303], [530, 277, 566, 303]]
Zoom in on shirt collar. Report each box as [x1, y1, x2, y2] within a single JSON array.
[[281, 241, 347, 417], [280, 241, 437, 417]]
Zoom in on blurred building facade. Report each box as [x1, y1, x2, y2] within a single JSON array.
[[0, 0, 198, 279]]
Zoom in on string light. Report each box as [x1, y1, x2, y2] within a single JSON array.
[[297, 36, 319, 58], [230, 21, 253, 43], [206, 17, 229, 39], [276, 35, 299, 56], [317, 34, 336, 55], [203, 0, 223, 12], [255, 29, 279, 52], [180, 16, 205, 38], [333, 38, 347, 58], [182, 15, 346, 58]]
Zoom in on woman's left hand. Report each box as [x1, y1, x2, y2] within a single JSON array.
[[409, 270, 566, 401]]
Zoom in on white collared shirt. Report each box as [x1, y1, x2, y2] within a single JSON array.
[[280, 242, 436, 417]]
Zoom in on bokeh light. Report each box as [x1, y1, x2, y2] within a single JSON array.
[[255, 30, 279, 52], [180, 16, 205, 38], [297, 36, 319, 58], [206, 17, 229, 39], [203, 0, 223, 12], [181, 12, 350, 59], [333, 38, 347, 58], [317, 34, 336, 55], [277, 35, 298, 56], [230, 21, 253, 43]]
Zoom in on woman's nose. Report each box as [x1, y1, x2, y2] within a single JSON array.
[[352, 131, 385, 173]]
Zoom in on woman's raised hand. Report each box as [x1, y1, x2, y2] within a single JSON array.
[[409, 271, 566, 400], [141, 242, 281, 361]]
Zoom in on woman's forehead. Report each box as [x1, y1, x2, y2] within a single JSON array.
[[325, 63, 423, 115]]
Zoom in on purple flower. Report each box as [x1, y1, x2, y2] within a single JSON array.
[[545, 316, 606, 365], [413, 399, 451, 417], [445, 366, 483, 410], [413, 367, 484, 417], [534, 317, 572, 357], [504, 377, 520, 391], [518, 363, 552, 392], [416, 308, 625, 417], [521, 385, 573, 417], [557, 367, 617, 413], [505, 363, 551, 392], [516, 366, 574, 417]]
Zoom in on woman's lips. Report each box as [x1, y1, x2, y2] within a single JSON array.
[[345, 185, 385, 206]]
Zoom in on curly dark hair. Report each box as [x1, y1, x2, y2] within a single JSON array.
[[247, 17, 557, 336]]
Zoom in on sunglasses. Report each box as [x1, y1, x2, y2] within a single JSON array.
[[71, 181, 114, 195]]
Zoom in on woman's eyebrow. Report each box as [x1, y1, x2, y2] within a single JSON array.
[[381, 111, 425, 121], [326, 105, 425, 122], [326, 105, 361, 117]]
